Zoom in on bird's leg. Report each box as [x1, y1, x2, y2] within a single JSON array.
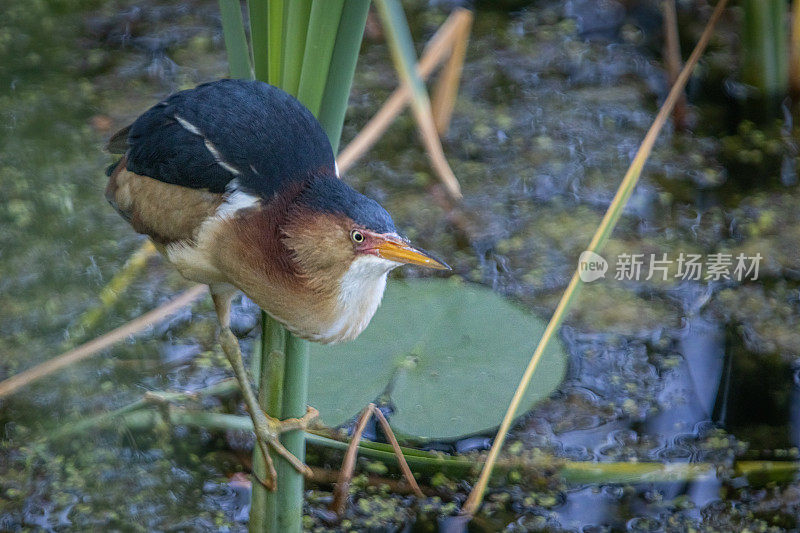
[[211, 290, 317, 489]]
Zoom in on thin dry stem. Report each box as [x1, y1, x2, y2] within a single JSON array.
[[331, 403, 375, 516], [415, 111, 462, 200], [0, 285, 208, 399], [432, 10, 472, 135], [662, 0, 688, 130], [372, 406, 424, 497], [337, 8, 470, 173], [76, 241, 158, 332], [461, 0, 731, 517]]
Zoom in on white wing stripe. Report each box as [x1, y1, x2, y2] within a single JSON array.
[[174, 114, 201, 136], [203, 139, 241, 176], [174, 113, 242, 177]]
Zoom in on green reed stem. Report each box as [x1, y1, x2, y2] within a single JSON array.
[[251, 314, 287, 533], [274, 334, 309, 532], [317, 0, 370, 153], [296, 0, 345, 116], [742, 0, 789, 103], [219, 1, 362, 528], [247, 0, 269, 80], [246, 0, 288, 523], [219, 0, 254, 79], [75, 406, 800, 486], [281, 0, 313, 96], [267, 0, 285, 85]]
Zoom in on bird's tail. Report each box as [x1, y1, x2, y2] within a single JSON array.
[[106, 124, 131, 154], [105, 159, 122, 177]]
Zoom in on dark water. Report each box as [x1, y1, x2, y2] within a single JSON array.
[[2, 0, 800, 531]]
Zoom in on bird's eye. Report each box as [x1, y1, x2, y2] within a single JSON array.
[[351, 230, 365, 243]]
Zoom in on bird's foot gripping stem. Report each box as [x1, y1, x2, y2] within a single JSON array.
[[249, 401, 318, 489], [218, 327, 317, 490]]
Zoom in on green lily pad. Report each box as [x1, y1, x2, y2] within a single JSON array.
[[307, 278, 568, 441]]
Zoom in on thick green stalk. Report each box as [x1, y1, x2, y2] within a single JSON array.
[[271, 7, 357, 519], [249, 318, 263, 381], [742, 0, 789, 102], [250, 314, 287, 533], [317, 0, 370, 152], [791, 0, 800, 96], [769, 0, 789, 96], [296, 1, 346, 115], [267, 0, 285, 86], [275, 334, 310, 533], [281, 0, 313, 95], [246, 0, 284, 521], [218, 0, 254, 79], [247, 0, 270, 80]]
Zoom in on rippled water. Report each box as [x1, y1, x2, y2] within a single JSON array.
[[2, 0, 800, 530]]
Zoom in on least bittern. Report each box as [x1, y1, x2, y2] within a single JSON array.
[[105, 79, 449, 488]]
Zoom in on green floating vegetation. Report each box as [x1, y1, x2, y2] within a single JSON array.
[[307, 278, 568, 440]]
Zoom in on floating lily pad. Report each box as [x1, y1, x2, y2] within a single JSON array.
[[307, 278, 568, 441]]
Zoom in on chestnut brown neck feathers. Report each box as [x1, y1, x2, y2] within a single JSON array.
[[210, 179, 399, 343]]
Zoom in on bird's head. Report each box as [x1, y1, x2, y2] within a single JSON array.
[[282, 176, 449, 297]]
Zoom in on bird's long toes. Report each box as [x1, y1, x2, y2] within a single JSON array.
[[253, 469, 277, 491], [280, 406, 318, 431], [301, 406, 319, 425], [252, 422, 311, 478], [253, 436, 278, 490], [263, 405, 318, 434], [270, 440, 313, 476]]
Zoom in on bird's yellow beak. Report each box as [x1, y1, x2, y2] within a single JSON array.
[[374, 237, 451, 270]]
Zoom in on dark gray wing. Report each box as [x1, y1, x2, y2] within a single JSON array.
[[113, 79, 336, 197]]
